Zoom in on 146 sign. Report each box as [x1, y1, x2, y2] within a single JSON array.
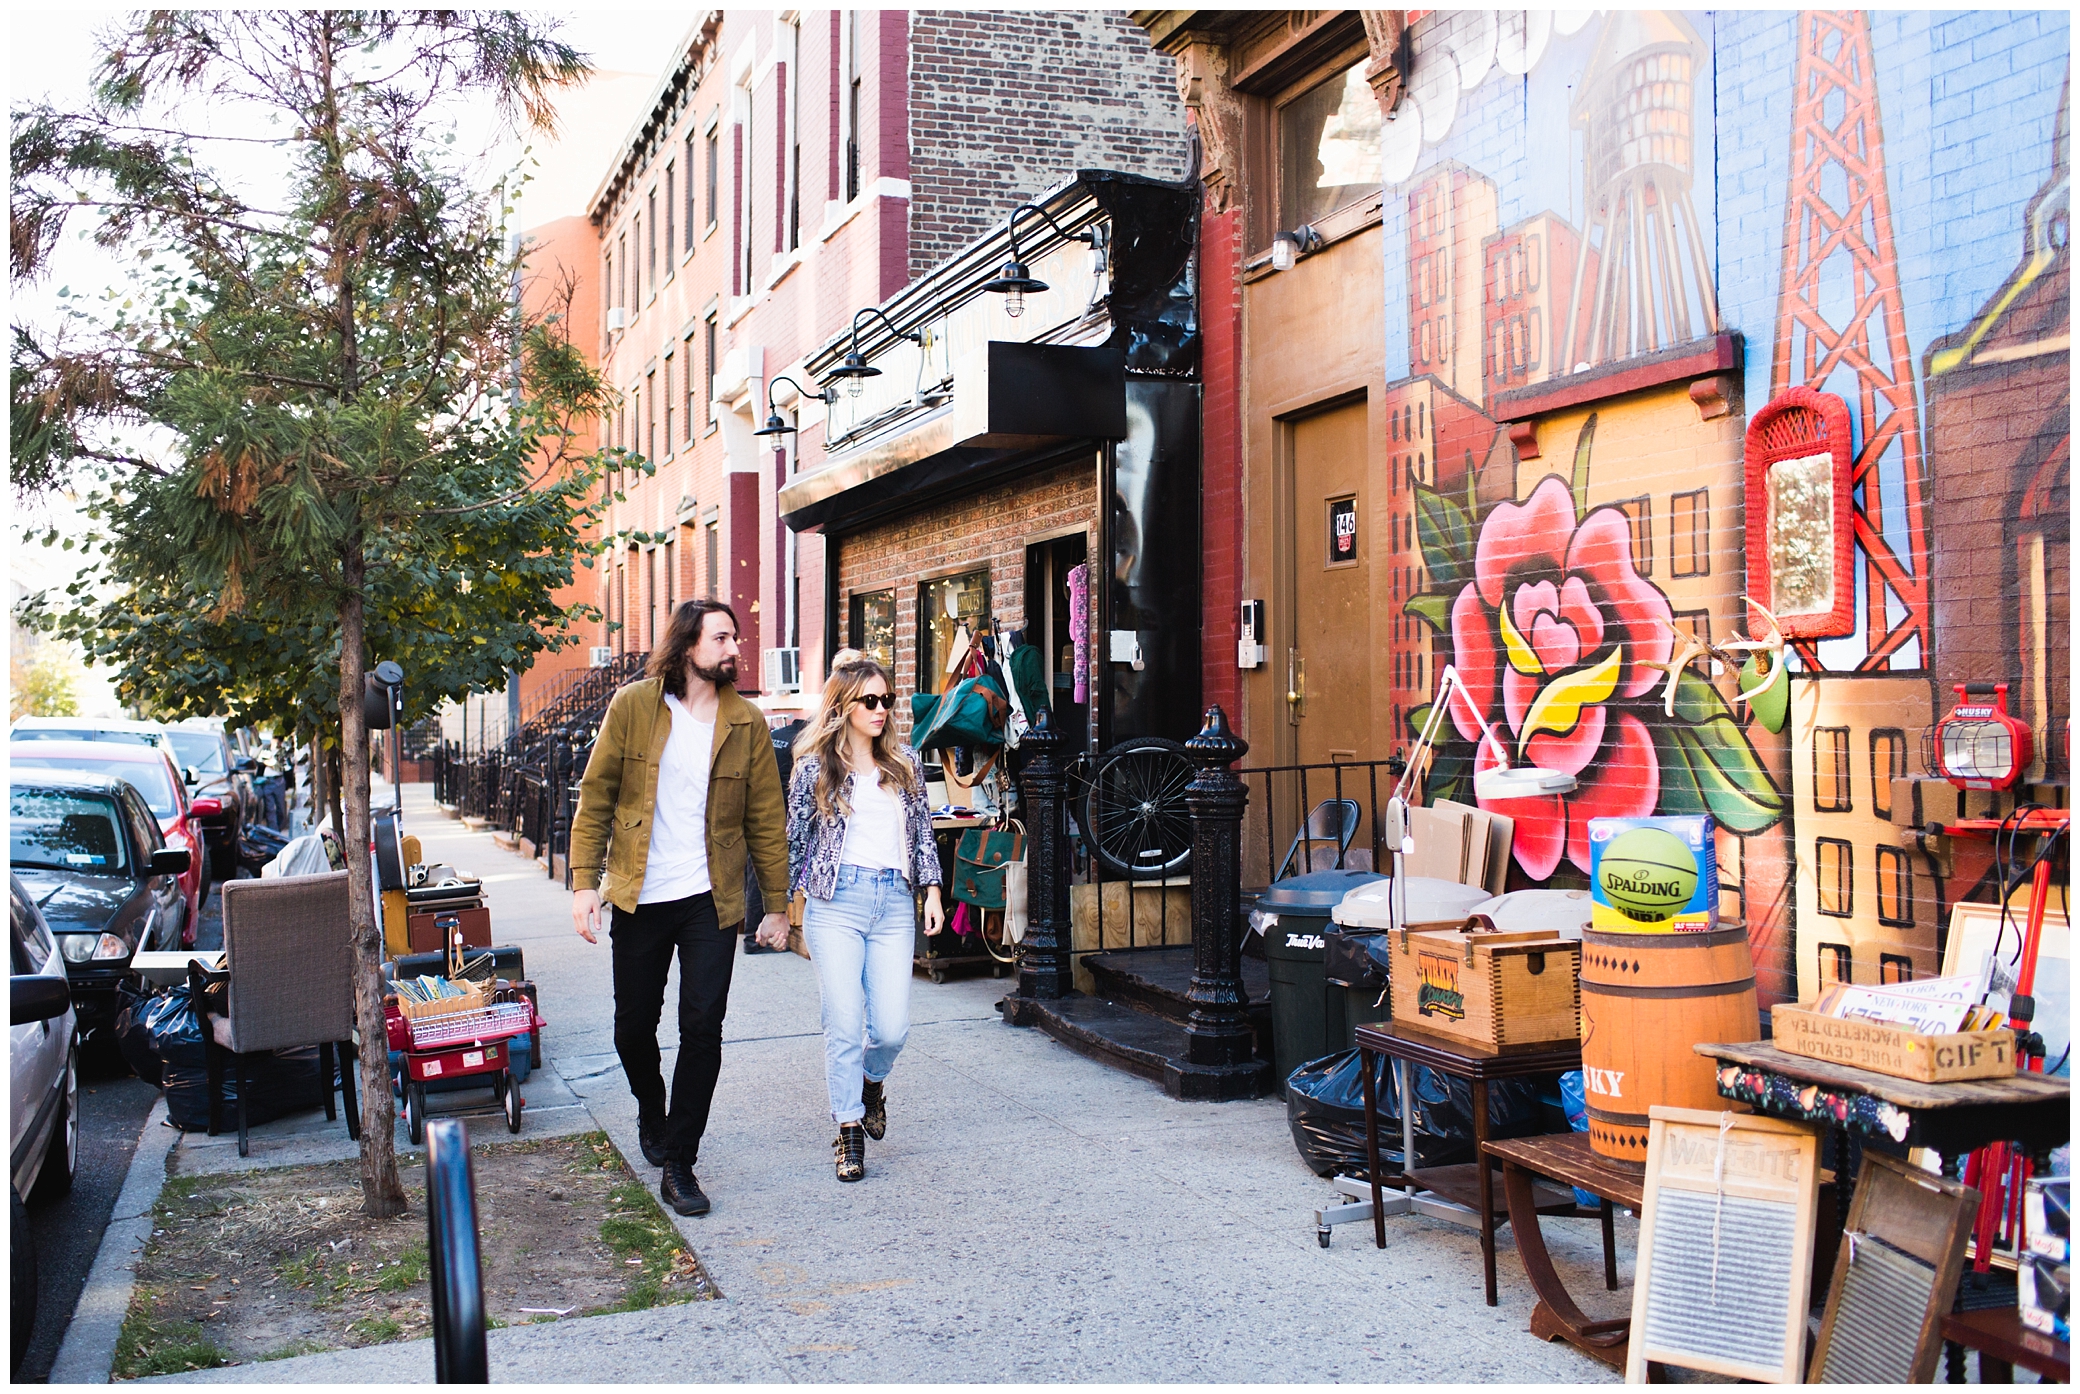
[[1328, 496, 1358, 565]]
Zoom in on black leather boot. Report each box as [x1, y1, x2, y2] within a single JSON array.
[[860, 1078, 887, 1141], [660, 1160, 711, 1215], [834, 1124, 865, 1183]]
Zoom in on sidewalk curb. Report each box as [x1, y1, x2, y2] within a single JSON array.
[[50, 1097, 178, 1385]]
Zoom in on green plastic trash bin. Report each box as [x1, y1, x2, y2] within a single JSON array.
[[1256, 869, 1387, 1089]]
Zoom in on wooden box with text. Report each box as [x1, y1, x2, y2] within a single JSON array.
[[1388, 923, 1581, 1051], [1769, 1003, 2013, 1083]]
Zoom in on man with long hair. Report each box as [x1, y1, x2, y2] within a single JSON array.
[[569, 599, 790, 1216]]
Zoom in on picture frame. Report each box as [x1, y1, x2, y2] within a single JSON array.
[[1940, 901, 2069, 1076]]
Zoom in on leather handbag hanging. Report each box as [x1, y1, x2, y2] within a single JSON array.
[[952, 821, 1025, 909]]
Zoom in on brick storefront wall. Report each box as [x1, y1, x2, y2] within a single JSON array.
[[833, 456, 1096, 738], [905, 11, 1189, 282]]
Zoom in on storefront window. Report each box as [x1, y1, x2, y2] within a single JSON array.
[[918, 569, 989, 696], [848, 589, 896, 670], [1280, 62, 1382, 229]]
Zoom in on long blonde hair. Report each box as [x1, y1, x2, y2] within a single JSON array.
[[792, 652, 919, 819]]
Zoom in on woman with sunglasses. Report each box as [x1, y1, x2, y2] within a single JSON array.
[[780, 651, 943, 1182]]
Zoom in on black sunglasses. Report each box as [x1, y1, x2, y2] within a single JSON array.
[[852, 693, 896, 711]]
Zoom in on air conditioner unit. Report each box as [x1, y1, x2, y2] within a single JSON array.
[[764, 647, 802, 693], [589, 646, 613, 668], [605, 306, 627, 332]]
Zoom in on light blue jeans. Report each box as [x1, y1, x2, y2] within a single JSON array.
[[802, 865, 915, 1124]]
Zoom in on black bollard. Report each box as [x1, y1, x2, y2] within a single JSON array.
[[425, 1119, 488, 1383], [1173, 705, 1271, 1100], [1014, 706, 1073, 1001]]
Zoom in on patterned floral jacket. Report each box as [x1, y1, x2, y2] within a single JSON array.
[[787, 746, 943, 900]]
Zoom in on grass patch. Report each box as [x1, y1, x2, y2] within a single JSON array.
[[348, 1314, 404, 1343], [113, 1302, 232, 1380], [258, 1339, 326, 1362], [596, 1179, 710, 1312], [374, 1241, 429, 1292]]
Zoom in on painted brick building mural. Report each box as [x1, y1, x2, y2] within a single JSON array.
[[1379, 10, 2068, 1005]]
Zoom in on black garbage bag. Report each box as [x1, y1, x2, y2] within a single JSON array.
[[112, 988, 163, 1087], [143, 985, 331, 1131], [1285, 1047, 1554, 1177]]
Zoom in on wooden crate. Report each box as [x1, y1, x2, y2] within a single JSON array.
[[1770, 1003, 2014, 1082], [1388, 924, 1581, 1051]]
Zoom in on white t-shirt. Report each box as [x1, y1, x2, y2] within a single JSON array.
[[638, 693, 715, 904], [839, 769, 906, 872]]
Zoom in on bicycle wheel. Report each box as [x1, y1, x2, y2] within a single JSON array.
[[1081, 737, 1196, 881]]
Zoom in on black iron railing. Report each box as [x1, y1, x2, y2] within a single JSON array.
[[1236, 757, 1404, 887]]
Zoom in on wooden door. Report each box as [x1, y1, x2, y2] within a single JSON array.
[[1285, 398, 1373, 767]]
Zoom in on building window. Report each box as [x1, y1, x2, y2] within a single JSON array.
[[603, 251, 613, 328], [616, 233, 627, 313], [918, 570, 989, 696], [662, 166, 674, 274], [683, 136, 696, 254], [614, 562, 626, 653], [1813, 726, 1851, 812], [785, 16, 801, 253], [649, 548, 662, 649], [843, 11, 862, 202], [704, 316, 718, 425], [1870, 728, 1906, 819], [1815, 837, 1853, 917], [736, 86, 753, 294], [644, 370, 656, 462], [1879, 952, 1914, 984], [646, 190, 657, 292], [1875, 845, 1914, 927], [1614, 496, 1651, 576], [1818, 942, 1853, 986], [663, 537, 676, 622], [1279, 61, 1382, 230], [683, 332, 697, 443], [705, 521, 720, 599], [631, 214, 641, 306], [1671, 487, 1710, 577], [706, 128, 720, 230], [662, 357, 673, 454], [849, 589, 896, 669]]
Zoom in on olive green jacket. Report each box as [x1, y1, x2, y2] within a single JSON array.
[[569, 678, 788, 926]]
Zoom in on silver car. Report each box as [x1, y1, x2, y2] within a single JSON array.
[[11, 872, 78, 1374]]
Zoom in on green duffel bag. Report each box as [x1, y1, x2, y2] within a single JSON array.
[[952, 823, 1025, 909], [911, 673, 1009, 753]]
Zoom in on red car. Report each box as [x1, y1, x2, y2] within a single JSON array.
[[7, 739, 205, 947]]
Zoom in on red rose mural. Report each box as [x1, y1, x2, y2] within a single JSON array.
[[1407, 457, 1784, 883], [1448, 476, 1669, 877]]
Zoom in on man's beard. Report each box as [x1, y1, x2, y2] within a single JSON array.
[[692, 655, 737, 687]]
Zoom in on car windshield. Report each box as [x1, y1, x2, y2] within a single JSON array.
[[10, 755, 179, 819], [163, 731, 227, 776], [12, 727, 156, 747], [9, 789, 129, 874]]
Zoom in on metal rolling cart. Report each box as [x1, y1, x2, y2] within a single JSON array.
[[384, 916, 545, 1144]]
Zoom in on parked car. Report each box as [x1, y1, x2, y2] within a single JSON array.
[[160, 721, 265, 882], [10, 714, 168, 748], [7, 739, 204, 940], [12, 873, 78, 1376], [7, 770, 191, 1036]]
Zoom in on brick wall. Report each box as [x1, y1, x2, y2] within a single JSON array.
[[905, 12, 1188, 281], [832, 459, 1096, 738]]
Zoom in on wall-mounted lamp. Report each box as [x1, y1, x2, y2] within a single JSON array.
[[825, 306, 922, 398], [984, 202, 1100, 319], [1269, 226, 1323, 273], [752, 374, 835, 454]]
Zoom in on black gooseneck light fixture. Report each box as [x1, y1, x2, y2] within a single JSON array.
[[752, 374, 835, 453], [825, 306, 923, 398], [982, 202, 1100, 319]]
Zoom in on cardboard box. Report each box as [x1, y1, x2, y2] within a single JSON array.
[[1388, 923, 1581, 1051], [2028, 1177, 2071, 1263], [2020, 1252, 2070, 1341], [1769, 1003, 2015, 1082], [1588, 815, 1719, 932]]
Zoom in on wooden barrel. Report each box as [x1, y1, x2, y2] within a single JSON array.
[[1578, 925, 1758, 1161]]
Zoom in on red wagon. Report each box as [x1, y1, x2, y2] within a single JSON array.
[[383, 992, 543, 1144]]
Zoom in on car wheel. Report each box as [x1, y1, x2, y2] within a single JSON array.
[[11, 1190, 35, 1378], [28, 1036, 78, 1206]]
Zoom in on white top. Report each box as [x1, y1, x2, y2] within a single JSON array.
[[638, 693, 715, 904], [839, 768, 906, 873]]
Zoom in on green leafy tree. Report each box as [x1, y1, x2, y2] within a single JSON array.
[[11, 12, 614, 1215], [9, 648, 81, 719]]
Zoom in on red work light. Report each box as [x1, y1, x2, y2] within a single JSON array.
[[1934, 683, 2034, 791]]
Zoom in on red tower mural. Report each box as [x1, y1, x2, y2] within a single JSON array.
[[1769, 10, 1932, 671]]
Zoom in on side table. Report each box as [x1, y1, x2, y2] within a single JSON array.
[[1939, 1308, 2071, 1384], [1355, 1021, 1582, 1306], [1485, 1132, 1633, 1370]]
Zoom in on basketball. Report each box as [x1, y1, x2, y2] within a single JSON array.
[[1595, 827, 1700, 923]]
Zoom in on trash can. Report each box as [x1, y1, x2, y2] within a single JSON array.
[[1326, 876, 1498, 1047], [1255, 869, 1387, 1089]]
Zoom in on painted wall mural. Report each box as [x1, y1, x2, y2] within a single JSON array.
[[1381, 9, 2069, 1010]]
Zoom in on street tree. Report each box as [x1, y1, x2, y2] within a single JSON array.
[[11, 12, 615, 1216]]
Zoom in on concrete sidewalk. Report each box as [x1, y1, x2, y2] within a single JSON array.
[[138, 782, 1620, 1384]]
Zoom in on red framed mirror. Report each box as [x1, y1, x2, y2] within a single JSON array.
[[1743, 386, 1855, 640]]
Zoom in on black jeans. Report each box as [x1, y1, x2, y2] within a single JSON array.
[[610, 892, 736, 1164]]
